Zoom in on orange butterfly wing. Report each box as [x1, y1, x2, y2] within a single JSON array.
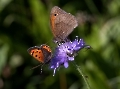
[[42, 45, 52, 53], [28, 46, 44, 63], [41, 44, 52, 63]]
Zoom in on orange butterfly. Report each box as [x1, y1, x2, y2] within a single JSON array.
[[27, 44, 52, 70]]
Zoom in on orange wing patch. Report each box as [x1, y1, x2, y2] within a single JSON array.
[[50, 13, 57, 38], [42, 45, 52, 53], [28, 46, 44, 63]]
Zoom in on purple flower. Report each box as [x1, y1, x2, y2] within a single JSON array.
[[50, 36, 91, 76]]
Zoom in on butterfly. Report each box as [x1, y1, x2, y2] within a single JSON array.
[[50, 6, 78, 43], [27, 44, 52, 66]]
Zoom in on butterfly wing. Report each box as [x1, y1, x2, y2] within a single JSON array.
[[27, 46, 44, 63], [41, 44, 52, 63], [50, 6, 78, 42]]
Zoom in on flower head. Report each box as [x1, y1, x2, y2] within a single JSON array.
[[50, 36, 91, 76]]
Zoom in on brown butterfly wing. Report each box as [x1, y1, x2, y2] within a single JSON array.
[[50, 6, 78, 42], [27, 46, 44, 63]]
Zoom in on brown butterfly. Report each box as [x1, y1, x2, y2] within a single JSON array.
[[50, 6, 78, 42]]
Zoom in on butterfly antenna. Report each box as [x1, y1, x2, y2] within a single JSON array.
[[45, 37, 53, 45], [40, 63, 46, 74], [30, 64, 41, 70], [44, 37, 56, 50]]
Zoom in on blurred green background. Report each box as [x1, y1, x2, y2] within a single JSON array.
[[0, 0, 120, 89]]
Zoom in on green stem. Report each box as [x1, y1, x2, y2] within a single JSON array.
[[76, 65, 91, 89]]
